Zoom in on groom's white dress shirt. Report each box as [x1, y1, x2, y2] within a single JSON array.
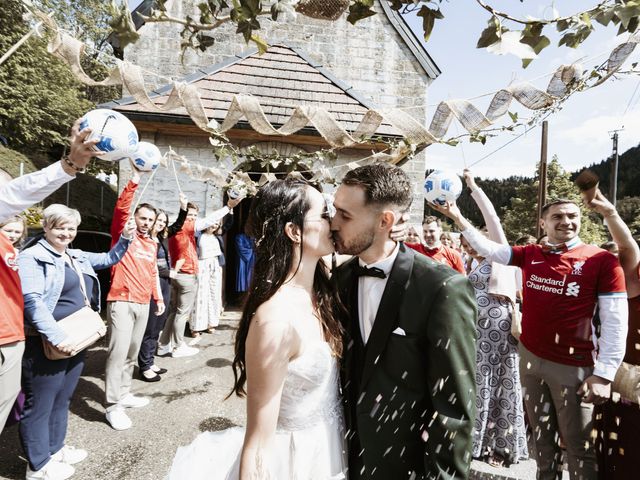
[[357, 243, 399, 344]]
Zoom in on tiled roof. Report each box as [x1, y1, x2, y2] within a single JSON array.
[[105, 44, 401, 138]]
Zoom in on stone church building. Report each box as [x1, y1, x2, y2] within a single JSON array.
[[105, 0, 439, 302]]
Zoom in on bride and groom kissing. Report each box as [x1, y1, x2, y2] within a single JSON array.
[[168, 163, 477, 480]]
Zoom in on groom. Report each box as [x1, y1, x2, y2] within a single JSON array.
[[331, 164, 477, 479]]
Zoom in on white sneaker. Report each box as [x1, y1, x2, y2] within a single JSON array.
[[105, 408, 132, 431], [119, 393, 150, 409], [51, 445, 88, 465], [157, 343, 172, 356], [172, 344, 199, 358], [26, 460, 74, 480]]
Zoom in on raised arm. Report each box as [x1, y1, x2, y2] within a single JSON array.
[[431, 200, 512, 264], [167, 193, 189, 238], [0, 119, 98, 222], [194, 196, 243, 232], [465, 169, 509, 245], [110, 168, 140, 242], [85, 219, 135, 270], [239, 308, 297, 480], [585, 189, 640, 298], [424, 274, 477, 478]]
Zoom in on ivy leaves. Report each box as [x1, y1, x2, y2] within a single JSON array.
[[474, 1, 640, 67]]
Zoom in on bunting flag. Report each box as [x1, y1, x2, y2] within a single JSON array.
[[25, 7, 640, 152]]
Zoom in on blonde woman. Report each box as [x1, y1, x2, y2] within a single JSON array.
[[18, 204, 134, 480]]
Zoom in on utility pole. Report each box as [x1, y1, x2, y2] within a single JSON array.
[[536, 121, 548, 239], [609, 129, 623, 206]]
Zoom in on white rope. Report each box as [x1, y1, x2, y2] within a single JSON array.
[[0, 19, 44, 66], [130, 166, 160, 218]]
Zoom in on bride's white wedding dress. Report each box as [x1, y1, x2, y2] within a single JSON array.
[[167, 342, 348, 479]]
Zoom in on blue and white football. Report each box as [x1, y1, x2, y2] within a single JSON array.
[[423, 170, 463, 205], [130, 141, 161, 172], [79, 109, 138, 162]]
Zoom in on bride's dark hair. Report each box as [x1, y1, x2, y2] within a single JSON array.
[[230, 178, 344, 398]]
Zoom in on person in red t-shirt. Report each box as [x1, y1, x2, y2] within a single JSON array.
[[435, 198, 627, 480], [405, 215, 465, 274], [158, 198, 242, 358], [0, 119, 97, 433], [104, 166, 165, 431]]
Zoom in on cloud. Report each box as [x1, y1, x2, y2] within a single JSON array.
[[561, 110, 640, 144]]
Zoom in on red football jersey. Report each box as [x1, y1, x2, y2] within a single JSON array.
[[406, 243, 465, 274], [511, 242, 626, 367]]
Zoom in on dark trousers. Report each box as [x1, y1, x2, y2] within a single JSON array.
[[138, 276, 171, 372], [20, 337, 85, 471]]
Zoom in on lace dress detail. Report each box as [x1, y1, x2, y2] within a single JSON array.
[[167, 342, 347, 479]]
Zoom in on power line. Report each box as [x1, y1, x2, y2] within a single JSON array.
[[466, 122, 540, 169]]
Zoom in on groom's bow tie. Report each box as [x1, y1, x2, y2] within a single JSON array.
[[540, 242, 568, 254], [356, 265, 387, 279]]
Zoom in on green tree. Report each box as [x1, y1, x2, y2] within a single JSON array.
[[502, 155, 606, 245], [35, 0, 120, 105], [617, 196, 640, 238], [0, 0, 93, 152]]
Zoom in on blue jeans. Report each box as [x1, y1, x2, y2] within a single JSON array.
[[20, 337, 85, 471]]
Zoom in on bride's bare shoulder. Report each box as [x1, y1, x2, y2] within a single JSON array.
[[248, 295, 300, 350]]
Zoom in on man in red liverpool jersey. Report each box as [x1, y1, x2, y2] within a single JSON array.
[[435, 198, 627, 480], [405, 215, 465, 274]]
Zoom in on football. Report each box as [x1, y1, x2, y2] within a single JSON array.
[[130, 141, 162, 172], [79, 109, 138, 162], [423, 170, 463, 205]]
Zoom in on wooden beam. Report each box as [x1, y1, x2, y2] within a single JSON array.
[[130, 120, 393, 152]]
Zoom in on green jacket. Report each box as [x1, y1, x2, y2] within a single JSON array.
[[335, 243, 477, 480]]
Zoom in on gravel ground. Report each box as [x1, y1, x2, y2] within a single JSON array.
[[0, 310, 567, 480]]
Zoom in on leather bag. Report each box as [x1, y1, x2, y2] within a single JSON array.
[[42, 256, 106, 360]]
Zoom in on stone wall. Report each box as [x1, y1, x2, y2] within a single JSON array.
[[122, 0, 433, 222]]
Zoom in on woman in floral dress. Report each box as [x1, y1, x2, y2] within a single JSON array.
[[462, 170, 528, 467]]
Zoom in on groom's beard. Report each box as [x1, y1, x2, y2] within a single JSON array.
[[332, 228, 374, 256]]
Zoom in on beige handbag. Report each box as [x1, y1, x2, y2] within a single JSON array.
[[42, 257, 106, 361], [612, 362, 640, 404]]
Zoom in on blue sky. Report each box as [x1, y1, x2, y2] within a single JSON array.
[[125, 1, 639, 179]]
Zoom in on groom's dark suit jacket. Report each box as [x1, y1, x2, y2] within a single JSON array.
[[334, 243, 477, 480]]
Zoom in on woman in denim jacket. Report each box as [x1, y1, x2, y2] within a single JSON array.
[[17, 204, 135, 480]]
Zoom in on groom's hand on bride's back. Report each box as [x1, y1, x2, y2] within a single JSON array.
[[389, 211, 410, 242]]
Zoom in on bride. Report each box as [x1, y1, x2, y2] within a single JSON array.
[[167, 178, 347, 479]]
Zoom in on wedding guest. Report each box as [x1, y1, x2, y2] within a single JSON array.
[[406, 215, 465, 273], [189, 223, 223, 338], [104, 166, 164, 431], [0, 215, 27, 248], [137, 194, 188, 382], [158, 199, 240, 358], [19, 204, 134, 480], [406, 224, 421, 244], [463, 170, 528, 466]]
